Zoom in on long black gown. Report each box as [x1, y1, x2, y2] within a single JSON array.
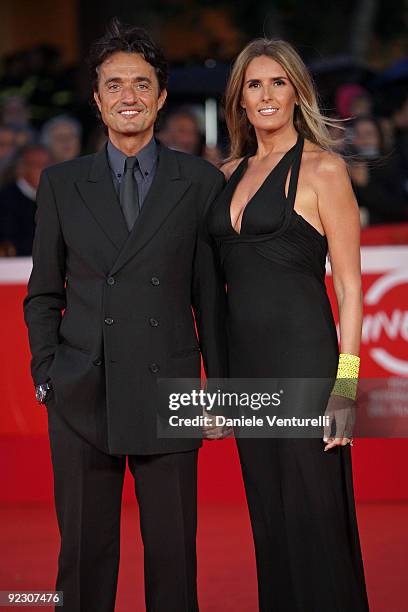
[[207, 133, 369, 611]]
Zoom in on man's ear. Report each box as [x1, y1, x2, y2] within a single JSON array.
[[158, 88, 167, 111], [93, 90, 102, 112]]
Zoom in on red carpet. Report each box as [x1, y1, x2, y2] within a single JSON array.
[[0, 500, 406, 611]]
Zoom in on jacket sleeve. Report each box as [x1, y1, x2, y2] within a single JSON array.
[[23, 169, 66, 385], [191, 171, 228, 379]]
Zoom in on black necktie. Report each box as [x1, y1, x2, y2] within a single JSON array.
[[120, 156, 140, 231]]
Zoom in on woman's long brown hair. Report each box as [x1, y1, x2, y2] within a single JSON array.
[[225, 38, 344, 160]]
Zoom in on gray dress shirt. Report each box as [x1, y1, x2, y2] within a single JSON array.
[[107, 137, 158, 208]]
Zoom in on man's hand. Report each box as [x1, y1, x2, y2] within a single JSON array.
[[323, 394, 356, 451], [202, 410, 233, 440]]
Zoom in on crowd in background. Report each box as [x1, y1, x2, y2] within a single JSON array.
[[0, 44, 407, 256], [328, 83, 408, 227]]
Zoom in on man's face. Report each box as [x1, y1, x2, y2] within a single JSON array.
[[164, 115, 200, 154], [49, 123, 81, 162], [18, 149, 51, 190], [93, 51, 167, 141]]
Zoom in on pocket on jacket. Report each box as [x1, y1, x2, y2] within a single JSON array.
[[60, 340, 92, 356], [46, 342, 96, 400]]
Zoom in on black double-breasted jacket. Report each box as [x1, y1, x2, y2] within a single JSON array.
[[23, 143, 227, 455]]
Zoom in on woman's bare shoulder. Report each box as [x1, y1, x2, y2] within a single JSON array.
[[303, 140, 347, 176], [220, 158, 244, 180]]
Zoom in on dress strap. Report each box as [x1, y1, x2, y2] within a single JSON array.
[[218, 133, 305, 246], [285, 134, 304, 209]]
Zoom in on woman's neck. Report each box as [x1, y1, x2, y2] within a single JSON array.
[[254, 125, 299, 160]]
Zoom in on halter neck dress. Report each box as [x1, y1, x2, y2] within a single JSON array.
[[207, 132, 369, 611]]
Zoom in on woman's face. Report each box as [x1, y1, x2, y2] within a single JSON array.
[[241, 55, 298, 134], [352, 120, 380, 157]]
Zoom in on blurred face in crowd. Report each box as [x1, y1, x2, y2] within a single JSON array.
[[241, 55, 298, 137], [160, 114, 201, 154], [1, 95, 30, 127], [0, 126, 17, 160], [349, 94, 372, 118], [48, 122, 81, 163], [18, 148, 51, 190], [353, 119, 381, 157], [94, 51, 167, 148]]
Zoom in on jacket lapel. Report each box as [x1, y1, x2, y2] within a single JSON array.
[[75, 147, 129, 251], [109, 145, 191, 275]]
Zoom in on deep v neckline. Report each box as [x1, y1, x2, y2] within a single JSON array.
[[229, 133, 301, 236]]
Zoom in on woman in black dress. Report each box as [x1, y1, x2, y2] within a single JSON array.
[[206, 39, 369, 611]]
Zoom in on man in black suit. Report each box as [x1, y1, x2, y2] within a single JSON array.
[[23, 19, 227, 612]]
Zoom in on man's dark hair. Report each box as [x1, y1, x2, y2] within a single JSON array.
[[88, 17, 168, 95]]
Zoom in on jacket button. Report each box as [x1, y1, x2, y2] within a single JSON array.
[[151, 277, 160, 286], [107, 276, 115, 286], [93, 358, 102, 366], [149, 318, 159, 327], [149, 363, 160, 373], [104, 317, 114, 325]]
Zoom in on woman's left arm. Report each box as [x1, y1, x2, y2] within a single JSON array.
[[315, 153, 363, 356], [315, 154, 362, 450]]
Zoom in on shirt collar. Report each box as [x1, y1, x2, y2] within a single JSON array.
[[107, 137, 158, 178], [16, 177, 36, 201]]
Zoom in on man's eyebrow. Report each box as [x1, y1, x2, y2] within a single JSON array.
[[104, 76, 153, 84]]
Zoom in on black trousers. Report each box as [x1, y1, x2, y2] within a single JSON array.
[[46, 406, 199, 612], [236, 438, 369, 612]]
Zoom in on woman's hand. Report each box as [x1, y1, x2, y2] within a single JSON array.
[[323, 394, 356, 451]]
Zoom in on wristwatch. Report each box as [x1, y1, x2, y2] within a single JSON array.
[[35, 382, 52, 404]]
